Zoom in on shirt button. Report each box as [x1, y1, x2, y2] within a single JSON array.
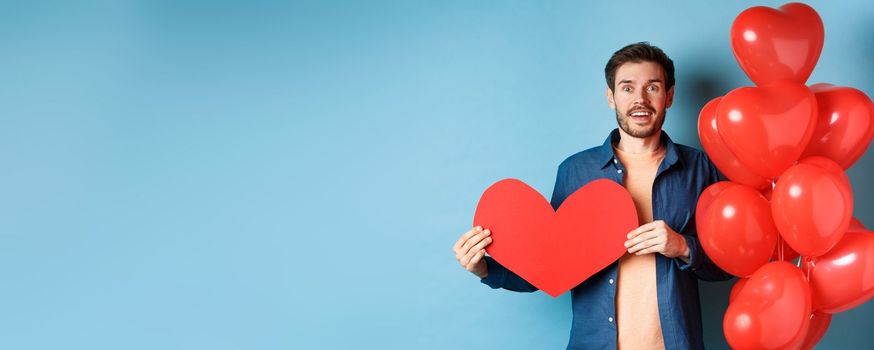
[[617, 169, 623, 174], [609, 278, 614, 285], [608, 317, 614, 323], [613, 159, 618, 164]]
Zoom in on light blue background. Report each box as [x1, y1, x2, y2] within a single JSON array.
[[0, 1, 872, 349]]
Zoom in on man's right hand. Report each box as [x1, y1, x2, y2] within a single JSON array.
[[453, 226, 492, 279]]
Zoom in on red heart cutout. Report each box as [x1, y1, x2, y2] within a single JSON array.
[[801, 83, 874, 169], [473, 178, 637, 297], [716, 80, 817, 179], [731, 3, 824, 86]]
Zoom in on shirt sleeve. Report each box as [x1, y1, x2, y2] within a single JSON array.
[[673, 155, 734, 281], [674, 217, 733, 281], [479, 256, 539, 292]]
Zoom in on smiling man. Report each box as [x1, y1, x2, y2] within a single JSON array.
[[453, 42, 732, 349]]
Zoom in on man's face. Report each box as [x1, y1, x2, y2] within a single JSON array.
[[606, 61, 674, 138]]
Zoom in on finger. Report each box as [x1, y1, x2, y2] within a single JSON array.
[[460, 235, 493, 266], [624, 230, 660, 250], [627, 234, 663, 254], [454, 226, 483, 251], [629, 240, 662, 255], [635, 243, 665, 255], [456, 231, 483, 258], [631, 231, 667, 253], [466, 249, 486, 271], [452, 230, 472, 252], [460, 229, 490, 255], [461, 234, 493, 266], [626, 222, 655, 239]]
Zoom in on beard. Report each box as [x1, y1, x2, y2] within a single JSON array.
[[615, 107, 666, 138]]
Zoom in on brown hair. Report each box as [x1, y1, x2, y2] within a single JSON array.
[[605, 42, 675, 92]]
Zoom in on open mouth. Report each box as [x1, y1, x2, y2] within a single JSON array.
[[628, 109, 654, 121]]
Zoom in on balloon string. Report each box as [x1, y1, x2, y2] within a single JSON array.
[[778, 235, 784, 262], [771, 179, 783, 262], [803, 258, 812, 281]]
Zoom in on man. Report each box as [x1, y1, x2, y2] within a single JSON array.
[[452, 42, 732, 349]]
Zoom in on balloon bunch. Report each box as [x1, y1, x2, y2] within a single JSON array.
[[695, 3, 874, 349]]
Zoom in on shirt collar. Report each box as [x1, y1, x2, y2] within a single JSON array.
[[597, 128, 684, 170]]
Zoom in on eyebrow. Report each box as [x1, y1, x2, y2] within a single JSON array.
[[618, 79, 664, 85]]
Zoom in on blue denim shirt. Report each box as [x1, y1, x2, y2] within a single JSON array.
[[481, 129, 732, 350]]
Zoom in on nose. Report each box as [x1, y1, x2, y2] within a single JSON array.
[[633, 89, 649, 105]]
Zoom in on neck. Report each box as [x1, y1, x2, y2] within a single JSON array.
[[615, 128, 663, 154]]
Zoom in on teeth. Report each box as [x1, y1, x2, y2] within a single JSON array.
[[631, 111, 650, 117]]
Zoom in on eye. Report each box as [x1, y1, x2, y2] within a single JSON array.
[[622, 86, 632, 93], [647, 85, 659, 93]]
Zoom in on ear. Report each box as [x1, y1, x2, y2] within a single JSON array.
[[665, 86, 675, 108], [606, 86, 616, 109]]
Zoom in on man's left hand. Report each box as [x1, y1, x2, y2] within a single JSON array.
[[624, 220, 690, 261]]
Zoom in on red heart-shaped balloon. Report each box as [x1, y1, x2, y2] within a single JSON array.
[[727, 270, 828, 350], [731, 3, 824, 86], [807, 231, 874, 313], [771, 157, 853, 257], [696, 181, 778, 277], [724, 261, 812, 350], [473, 178, 638, 297], [716, 81, 817, 179], [801, 83, 874, 169], [697, 97, 770, 189]]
